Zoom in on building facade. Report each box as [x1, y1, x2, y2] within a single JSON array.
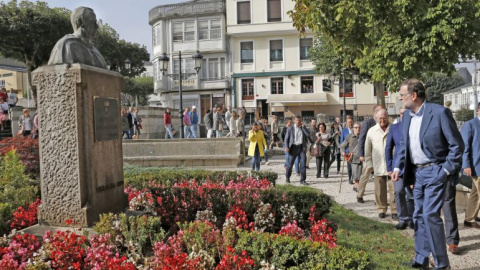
[[443, 69, 479, 112], [149, 0, 229, 118], [0, 57, 27, 98], [226, 0, 399, 121]]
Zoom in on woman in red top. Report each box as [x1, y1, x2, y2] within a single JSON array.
[[164, 107, 174, 139]]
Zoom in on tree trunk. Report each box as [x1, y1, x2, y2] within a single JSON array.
[[374, 81, 386, 107]]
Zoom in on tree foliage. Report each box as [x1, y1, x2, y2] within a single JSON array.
[[423, 72, 466, 105], [289, 0, 480, 90], [0, 0, 71, 100], [455, 106, 474, 122], [124, 76, 154, 106]]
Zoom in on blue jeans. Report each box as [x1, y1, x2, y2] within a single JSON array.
[[251, 147, 261, 171], [190, 123, 198, 138], [263, 149, 268, 162], [284, 149, 299, 173], [393, 177, 414, 222], [165, 125, 174, 139], [286, 145, 306, 182], [184, 125, 192, 138], [122, 131, 130, 139]]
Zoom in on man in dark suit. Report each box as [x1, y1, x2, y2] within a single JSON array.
[[357, 104, 385, 203], [284, 115, 310, 185], [461, 102, 480, 228], [393, 79, 464, 270], [341, 116, 354, 185], [386, 107, 414, 230]]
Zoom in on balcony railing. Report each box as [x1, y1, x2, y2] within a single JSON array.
[[149, 0, 226, 24]]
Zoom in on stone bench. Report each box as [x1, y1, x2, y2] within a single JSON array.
[[122, 137, 245, 168]]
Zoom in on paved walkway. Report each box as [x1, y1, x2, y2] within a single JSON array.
[[233, 153, 480, 270]]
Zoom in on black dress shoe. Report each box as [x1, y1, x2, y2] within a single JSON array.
[[395, 222, 408, 230], [392, 214, 399, 220], [286, 178, 291, 183], [464, 220, 480, 228], [404, 260, 428, 269], [475, 217, 480, 222], [300, 181, 308, 185], [379, 213, 386, 218], [357, 197, 365, 203], [323, 175, 328, 179], [316, 174, 321, 178], [408, 220, 415, 229]]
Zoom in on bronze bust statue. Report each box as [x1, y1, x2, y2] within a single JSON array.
[[48, 7, 106, 69]]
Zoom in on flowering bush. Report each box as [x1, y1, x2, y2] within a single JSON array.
[[279, 204, 300, 226], [85, 233, 135, 270], [278, 221, 305, 240], [216, 246, 255, 270], [149, 232, 200, 270], [0, 136, 39, 176], [310, 219, 337, 248], [225, 205, 253, 231], [0, 232, 41, 269], [124, 187, 156, 214], [9, 199, 41, 231], [253, 203, 275, 232], [42, 229, 87, 269]]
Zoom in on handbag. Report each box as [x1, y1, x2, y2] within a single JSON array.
[[310, 143, 325, 157]]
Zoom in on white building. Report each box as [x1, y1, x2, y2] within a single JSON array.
[[226, 0, 399, 121], [443, 68, 478, 111], [149, 0, 229, 118]]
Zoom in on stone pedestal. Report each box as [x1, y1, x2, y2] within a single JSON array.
[[32, 64, 127, 227]]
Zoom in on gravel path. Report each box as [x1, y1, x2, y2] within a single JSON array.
[[232, 153, 480, 270]]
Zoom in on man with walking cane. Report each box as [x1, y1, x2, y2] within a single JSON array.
[[340, 123, 362, 193]]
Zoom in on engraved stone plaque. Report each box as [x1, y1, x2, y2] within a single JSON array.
[[94, 97, 119, 141]]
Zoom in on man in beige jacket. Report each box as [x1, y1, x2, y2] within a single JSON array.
[[365, 109, 396, 219]]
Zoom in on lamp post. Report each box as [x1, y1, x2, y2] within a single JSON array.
[[158, 51, 203, 139]]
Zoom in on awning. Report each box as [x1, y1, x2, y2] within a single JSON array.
[[267, 93, 328, 104]]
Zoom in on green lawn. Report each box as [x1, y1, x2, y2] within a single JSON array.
[[327, 203, 415, 269]]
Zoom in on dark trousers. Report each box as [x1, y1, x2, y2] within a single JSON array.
[[251, 146, 261, 171], [347, 162, 353, 183], [443, 178, 459, 245], [413, 165, 449, 268], [286, 144, 306, 182], [393, 177, 414, 222], [316, 147, 331, 177]]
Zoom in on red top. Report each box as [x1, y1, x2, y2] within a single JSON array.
[[0, 92, 7, 102], [164, 113, 171, 125]]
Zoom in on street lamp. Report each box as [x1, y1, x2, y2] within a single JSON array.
[[158, 50, 203, 139], [330, 69, 347, 123]]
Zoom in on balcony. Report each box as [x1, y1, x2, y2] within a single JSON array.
[[149, 0, 226, 25]]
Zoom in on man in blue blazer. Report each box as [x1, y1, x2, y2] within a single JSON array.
[[386, 107, 414, 230], [461, 103, 480, 228], [341, 116, 354, 184], [284, 115, 310, 185], [393, 79, 464, 270]]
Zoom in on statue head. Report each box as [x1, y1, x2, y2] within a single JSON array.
[[71, 7, 98, 41]]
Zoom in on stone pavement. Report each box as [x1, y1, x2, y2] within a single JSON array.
[[232, 153, 480, 270]]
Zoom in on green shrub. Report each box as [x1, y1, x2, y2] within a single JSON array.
[[94, 213, 165, 255], [235, 229, 371, 269], [0, 150, 38, 235]]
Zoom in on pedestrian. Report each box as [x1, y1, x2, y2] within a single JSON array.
[[257, 119, 270, 165], [365, 109, 396, 219], [189, 106, 199, 138], [18, 108, 32, 137], [0, 98, 8, 131], [282, 119, 300, 176], [341, 116, 354, 184], [32, 110, 39, 139], [7, 88, 17, 108], [127, 107, 135, 139], [385, 107, 414, 230], [315, 122, 332, 178], [164, 107, 174, 139], [0, 88, 7, 103], [357, 104, 385, 203], [236, 112, 245, 138], [225, 106, 232, 131], [340, 123, 362, 192], [306, 119, 318, 169], [183, 107, 192, 138], [227, 111, 238, 137], [269, 115, 281, 149], [204, 109, 214, 138], [121, 108, 130, 139], [393, 79, 464, 270], [248, 122, 267, 171], [284, 115, 310, 185], [213, 106, 223, 138], [329, 122, 342, 174], [133, 108, 142, 139]]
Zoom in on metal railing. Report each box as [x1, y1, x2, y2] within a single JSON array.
[[149, 0, 225, 24]]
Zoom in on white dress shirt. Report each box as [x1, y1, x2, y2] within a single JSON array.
[[294, 124, 303, 145], [408, 102, 431, 165]]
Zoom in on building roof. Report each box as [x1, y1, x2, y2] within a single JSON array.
[[442, 83, 472, 95], [456, 67, 472, 84], [0, 57, 27, 72], [149, 0, 225, 25]]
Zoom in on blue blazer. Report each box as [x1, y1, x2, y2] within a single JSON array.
[[461, 117, 480, 176], [394, 102, 464, 185], [285, 125, 310, 152], [385, 122, 403, 175], [340, 127, 350, 143]]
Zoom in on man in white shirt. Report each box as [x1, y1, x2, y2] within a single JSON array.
[[8, 88, 17, 108]]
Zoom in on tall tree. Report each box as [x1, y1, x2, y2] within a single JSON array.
[[424, 72, 466, 105], [289, 0, 480, 104], [124, 76, 154, 106], [0, 0, 71, 101]]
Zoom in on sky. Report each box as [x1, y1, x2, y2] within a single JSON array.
[[11, 0, 185, 59]]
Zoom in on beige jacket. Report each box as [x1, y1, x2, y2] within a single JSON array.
[[365, 123, 389, 176]]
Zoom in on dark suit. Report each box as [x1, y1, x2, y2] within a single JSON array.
[[285, 124, 310, 182], [341, 127, 353, 183], [394, 102, 464, 268], [461, 117, 480, 223]]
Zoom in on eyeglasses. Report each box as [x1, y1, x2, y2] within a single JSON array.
[[399, 92, 411, 98], [354, 127, 360, 129]]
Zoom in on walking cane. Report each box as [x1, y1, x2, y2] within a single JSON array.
[[339, 157, 346, 193]]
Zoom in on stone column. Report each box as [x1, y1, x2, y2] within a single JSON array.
[[32, 64, 127, 227]]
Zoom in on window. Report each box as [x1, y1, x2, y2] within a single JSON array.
[[173, 59, 194, 74], [322, 79, 331, 92], [0, 80, 4, 88], [153, 25, 162, 46], [271, 77, 284, 94], [198, 19, 221, 40], [241, 42, 253, 63], [300, 76, 314, 93], [300, 38, 312, 60], [373, 85, 389, 97], [201, 58, 226, 81], [455, 94, 458, 104], [270, 40, 283, 62], [267, 0, 281, 22], [242, 79, 254, 100], [237, 1, 251, 24], [339, 79, 354, 97], [153, 61, 162, 82], [172, 21, 195, 42]]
